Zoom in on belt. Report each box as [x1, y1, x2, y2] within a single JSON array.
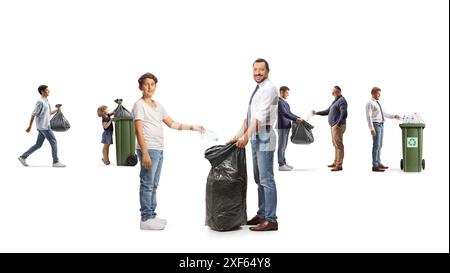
[[257, 125, 272, 131]]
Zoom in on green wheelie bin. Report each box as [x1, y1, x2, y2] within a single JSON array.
[[112, 99, 138, 166], [399, 123, 425, 172]]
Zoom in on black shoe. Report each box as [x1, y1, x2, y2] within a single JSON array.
[[372, 166, 385, 172], [246, 215, 265, 225]]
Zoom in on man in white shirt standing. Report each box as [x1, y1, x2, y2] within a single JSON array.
[[231, 58, 279, 231], [365, 87, 400, 172]]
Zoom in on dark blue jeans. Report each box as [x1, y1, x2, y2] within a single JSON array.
[[251, 129, 277, 222], [277, 128, 290, 166], [21, 129, 59, 163]]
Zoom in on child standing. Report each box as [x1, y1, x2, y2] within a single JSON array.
[[132, 72, 204, 230], [97, 105, 115, 165]]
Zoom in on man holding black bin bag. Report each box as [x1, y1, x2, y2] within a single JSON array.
[[276, 86, 304, 171], [229, 58, 279, 232]]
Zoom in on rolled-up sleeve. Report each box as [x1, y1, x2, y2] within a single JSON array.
[[32, 101, 43, 117], [252, 87, 278, 125]]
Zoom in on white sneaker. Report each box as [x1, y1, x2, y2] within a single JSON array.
[[140, 219, 166, 230], [155, 217, 167, 225], [18, 156, 29, 167], [52, 162, 66, 167], [286, 164, 294, 169], [279, 165, 292, 171]]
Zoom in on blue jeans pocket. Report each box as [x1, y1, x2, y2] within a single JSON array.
[[257, 131, 276, 151]]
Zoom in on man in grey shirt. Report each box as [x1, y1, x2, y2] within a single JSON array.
[[18, 85, 66, 167]]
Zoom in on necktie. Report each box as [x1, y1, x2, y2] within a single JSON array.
[[246, 85, 260, 128], [376, 100, 385, 122]]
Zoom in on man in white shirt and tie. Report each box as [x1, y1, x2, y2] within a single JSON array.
[[365, 87, 400, 172], [230, 58, 279, 231]]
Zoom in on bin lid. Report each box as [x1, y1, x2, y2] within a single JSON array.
[[399, 123, 425, 128]]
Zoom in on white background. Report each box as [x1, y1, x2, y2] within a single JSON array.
[[0, 0, 448, 252]]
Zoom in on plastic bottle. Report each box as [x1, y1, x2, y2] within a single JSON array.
[[401, 114, 412, 123], [414, 113, 424, 123], [401, 115, 407, 123], [200, 129, 219, 142]]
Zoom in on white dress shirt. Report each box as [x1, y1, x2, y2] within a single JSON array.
[[365, 98, 395, 130], [249, 78, 278, 128]]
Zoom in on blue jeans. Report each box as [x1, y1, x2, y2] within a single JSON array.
[[250, 129, 277, 222], [372, 122, 384, 167], [137, 149, 164, 221], [277, 128, 290, 166], [21, 129, 59, 163]]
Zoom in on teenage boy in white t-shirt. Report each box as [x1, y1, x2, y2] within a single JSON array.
[[132, 72, 204, 230]]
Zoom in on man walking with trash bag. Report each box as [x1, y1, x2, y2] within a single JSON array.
[[229, 58, 279, 231], [277, 86, 304, 171], [18, 85, 66, 167]]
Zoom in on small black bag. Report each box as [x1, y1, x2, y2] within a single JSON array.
[[50, 109, 71, 132], [290, 120, 314, 144], [205, 143, 247, 231], [114, 98, 133, 119]]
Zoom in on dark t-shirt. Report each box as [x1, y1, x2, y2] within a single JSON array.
[[102, 115, 113, 132]]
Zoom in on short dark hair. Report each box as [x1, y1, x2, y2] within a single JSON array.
[[334, 85, 341, 92], [253, 58, 270, 71], [138, 73, 158, 88], [38, 85, 48, 95], [371, 87, 381, 94], [280, 86, 290, 92]]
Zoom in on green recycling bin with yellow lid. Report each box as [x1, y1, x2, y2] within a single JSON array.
[[112, 99, 138, 166], [399, 123, 425, 172]]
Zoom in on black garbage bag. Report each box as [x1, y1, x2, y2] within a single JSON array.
[[50, 109, 71, 132], [114, 98, 133, 119], [291, 120, 314, 144], [205, 143, 247, 231]]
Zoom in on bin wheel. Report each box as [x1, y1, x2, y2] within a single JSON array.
[[126, 154, 138, 166], [422, 159, 425, 170], [400, 159, 404, 170]]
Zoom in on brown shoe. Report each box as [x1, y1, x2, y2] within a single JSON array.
[[331, 166, 342, 171], [327, 163, 336, 168], [246, 215, 265, 225], [379, 164, 389, 169], [372, 166, 385, 172], [250, 220, 278, 231]]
